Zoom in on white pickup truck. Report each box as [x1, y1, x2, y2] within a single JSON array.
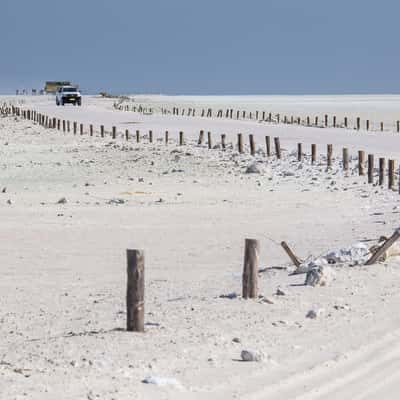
[[56, 86, 82, 106]]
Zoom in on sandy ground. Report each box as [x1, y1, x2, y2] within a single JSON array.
[[2, 95, 400, 399]]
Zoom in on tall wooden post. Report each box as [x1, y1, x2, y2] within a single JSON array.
[[207, 132, 212, 149], [136, 130, 140, 142], [90, 124, 93, 137], [344, 117, 348, 128], [311, 144, 316, 165], [165, 131, 169, 144], [379, 158, 385, 186], [366, 120, 370, 131], [265, 136, 271, 157], [125, 129, 129, 141], [324, 114, 328, 127], [221, 134, 226, 149], [238, 133, 243, 153], [297, 143, 302, 162], [100, 125, 104, 138], [198, 130, 204, 145], [327, 144, 333, 167], [274, 137, 281, 159], [242, 239, 259, 299], [358, 150, 365, 176], [389, 160, 395, 190], [368, 154, 374, 184], [343, 148, 349, 170], [126, 249, 145, 332], [249, 134, 255, 156], [80, 124, 84, 135], [73, 122, 77, 135], [381, 122, 384, 132], [112, 126, 116, 139], [333, 116, 336, 127], [356, 117, 360, 130], [179, 131, 184, 145], [397, 121, 400, 133], [149, 130, 153, 143]]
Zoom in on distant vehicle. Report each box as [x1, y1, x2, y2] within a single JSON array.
[[56, 86, 82, 106], [45, 81, 71, 94]]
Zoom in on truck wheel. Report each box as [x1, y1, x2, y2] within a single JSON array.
[[77, 99, 82, 106], [56, 99, 59, 106], [61, 99, 64, 106]]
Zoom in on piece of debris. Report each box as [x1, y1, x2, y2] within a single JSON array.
[[219, 292, 238, 299], [305, 266, 334, 287], [107, 198, 125, 205], [142, 375, 182, 387], [241, 350, 264, 362], [306, 308, 324, 319], [57, 197, 67, 204], [276, 287, 286, 296]]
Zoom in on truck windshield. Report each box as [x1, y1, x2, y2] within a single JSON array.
[[62, 88, 77, 92]]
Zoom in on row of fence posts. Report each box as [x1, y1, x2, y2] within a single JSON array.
[[5, 106, 400, 192], [115, 103, 400, 134], [3, 105, 400, 333]]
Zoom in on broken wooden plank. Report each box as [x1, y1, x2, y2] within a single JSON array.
[[280, 241, 301, 268], [365, 228, 400, 265]]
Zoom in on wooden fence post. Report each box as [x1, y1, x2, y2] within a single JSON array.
[[112, 126, 116, 139], [179, 131, 184, 146], [356, 117, 360, 130], [343, 148, 349, 170], [100, 125, 104, 138], [365, 229, 400, 265], [80, 123, 84, 135], [368, 154, 374, 184], [389, 159, 395, 190], [238, 133, 243, 153], [73, 122, 77, 135], [379, 158, 385, 185], [366, 120, 370, 131], [90, 124, 93, 137], [207, 132, 212, 149], [221, 134, 226, 149], [333, 116, 336, 127], [265, 136, 271, 157], [381, 122, 384, 132], [149, 130, 153, 143], [397, 121, 400, 133], [165, 131, 169, 144], [125, 129, 129, 141], [126, 249, 145, 332], [344, 117, 348, 128], [198, 130, 204, 145], [274, 137, 281, 159], [62, 120, 66, 132], [311, 144, 316, 165], [242, 239, 259, 299], [324, 114, 328, 127], [358, 150, 365, 176], [327, 144, 333, 167], [249, 134, 255, 156], [136, 130, 140, 143], [297, 143, 302, 162]]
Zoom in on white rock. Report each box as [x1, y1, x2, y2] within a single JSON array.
[[142, 375, 182, 387]]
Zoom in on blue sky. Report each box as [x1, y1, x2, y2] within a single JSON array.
[[1, 0, 399, 94]]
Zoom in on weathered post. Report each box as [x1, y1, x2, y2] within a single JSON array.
[[249, 134, 255, 156], [274, 137, 281, 159], [149, 130, 153, 143], [380, 122, 384, 132], [238, 133, 243, 153], [324, 114, 328, 127], [397, 121, 400, 133], [125, 129, 129, 141], [297, 143, 302, 162], [242, 239, 259, 299], [379, 157, 385, 185], [126, 249, 145, 332], [265, 136, 271, 157], [358, 151, 365, 175], [73, 122, 77, 135], [221, 134, 226, 149], [112, 126, 116, 139], [179, 131, 184, 146], [136, 130, 140, 143], [315, 116, 318, 126], [333, 116, 337, 127], [62, 120, 66, 132], [343, 148, 349, 171], [80, 123, 84, 135], [207, 132, 212, 149], [389, 159, 395, 190], [366, 120, 370, 131], [327, 144, 333, 167], [368, 154, 374, 184], [311, 144, 316, 165], [57, 119, 60, 130], [67, 121, 70, 132], [90, 124, 93, 137], [307, 116, 310, 126], [198, 130, 204, 145], [356, 117, 360, 130], [100, 125, 104, 138], [344, 117, 348, 128], [165, 131, 169, 144]]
